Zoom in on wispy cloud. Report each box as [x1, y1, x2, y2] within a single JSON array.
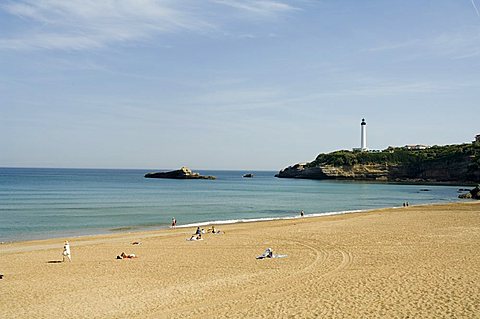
[[211, 0, 297, 15], [192, 88, 283, 111], [365, 39, 420, 53], [471, 0, 480, 17], [365, 27, 480, 60], [0, 0, 297, 51], [0, 0, 210, 50], [329, 82, 449, 96]]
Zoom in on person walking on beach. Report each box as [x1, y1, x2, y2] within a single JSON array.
[[62, 241, 71, 262], [171, 217, 176, 228], [300, 210, 304, 217]]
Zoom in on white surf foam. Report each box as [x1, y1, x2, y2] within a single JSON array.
[[175, 207, 393, 229]]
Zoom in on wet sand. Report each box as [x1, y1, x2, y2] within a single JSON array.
[[1, 202, 479, 318]]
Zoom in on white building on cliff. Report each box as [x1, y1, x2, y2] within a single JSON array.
[[353, 118, 368, 152]]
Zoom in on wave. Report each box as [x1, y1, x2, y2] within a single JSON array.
[[175, 207, 401, 229]]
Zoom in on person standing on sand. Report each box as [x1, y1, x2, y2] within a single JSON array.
[[62, 241, 71, 262], [171, 217, 176, 228]]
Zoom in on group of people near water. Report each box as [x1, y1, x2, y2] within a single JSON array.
[[187, 225, 223, 241], [59, 212, 297, 262]]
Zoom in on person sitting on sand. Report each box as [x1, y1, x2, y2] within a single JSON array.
[[187, 234, 203, 241], [255, 248, 287, 259], [211, 226, 223, 234], [195, 227, 201, 235], [256, 248, 273, 259]]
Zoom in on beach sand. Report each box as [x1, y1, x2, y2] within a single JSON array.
[[1, 202, 479, 318]]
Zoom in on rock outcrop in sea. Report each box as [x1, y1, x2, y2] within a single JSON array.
[[144, 167, 216, 180], [458, 185, 480, 199]]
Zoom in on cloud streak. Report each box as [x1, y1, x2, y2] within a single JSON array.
[[212, 0, 297, 15], [0, 0, 208, 50], [365, 27, 480, 60], [0, 0, 296, 51], [471, 0, 480, 17]]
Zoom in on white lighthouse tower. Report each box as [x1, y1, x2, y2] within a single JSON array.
[[360, 118, 367, 151]]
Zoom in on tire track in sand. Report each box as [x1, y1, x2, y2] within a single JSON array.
[[155, 236, 325, 318], [159, 236, 354, 318], [238, 241, 354, 317]]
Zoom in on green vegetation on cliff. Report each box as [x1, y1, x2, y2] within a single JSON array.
[[309, 144, 479, 166], [306, 143, 480, 181]]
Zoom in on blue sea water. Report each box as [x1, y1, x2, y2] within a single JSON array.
[[0, 167, 470, 242]]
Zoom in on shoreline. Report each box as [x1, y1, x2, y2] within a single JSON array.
[[0, 200, 475, 248], [1, 201, 479, 318], [1, 199, 468, 245], [275, 176, 478, 186]]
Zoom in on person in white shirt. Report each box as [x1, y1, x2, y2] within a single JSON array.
[[62, 241, 71, 262]]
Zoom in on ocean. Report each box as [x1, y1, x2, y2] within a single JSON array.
[[0, 167, 470, 242]]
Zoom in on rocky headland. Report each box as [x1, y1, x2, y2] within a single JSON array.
[[458, 185, 480, 199], [276, 142, 480, 184], [144, 167, 216, 180]]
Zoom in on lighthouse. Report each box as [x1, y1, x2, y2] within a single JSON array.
[[361, 118, 367, 151]]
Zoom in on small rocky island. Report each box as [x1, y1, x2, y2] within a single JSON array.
[[144, 167, 216, 180]]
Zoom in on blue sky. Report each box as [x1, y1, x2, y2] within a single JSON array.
[[1, 0, 479, 170]]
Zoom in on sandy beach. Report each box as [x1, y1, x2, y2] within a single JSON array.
[[1, 202, 479, 318]]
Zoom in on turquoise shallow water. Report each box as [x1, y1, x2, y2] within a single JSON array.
[[0, 167, 470, 242]]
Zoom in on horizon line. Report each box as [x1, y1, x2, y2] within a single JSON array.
[[0, 166, 280, 172]]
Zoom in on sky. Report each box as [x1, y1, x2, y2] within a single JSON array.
[[1, 0, 480, 170]]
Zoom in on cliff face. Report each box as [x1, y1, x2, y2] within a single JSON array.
[[276, 163, 392, 181], [276, 144, 480, 184]]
